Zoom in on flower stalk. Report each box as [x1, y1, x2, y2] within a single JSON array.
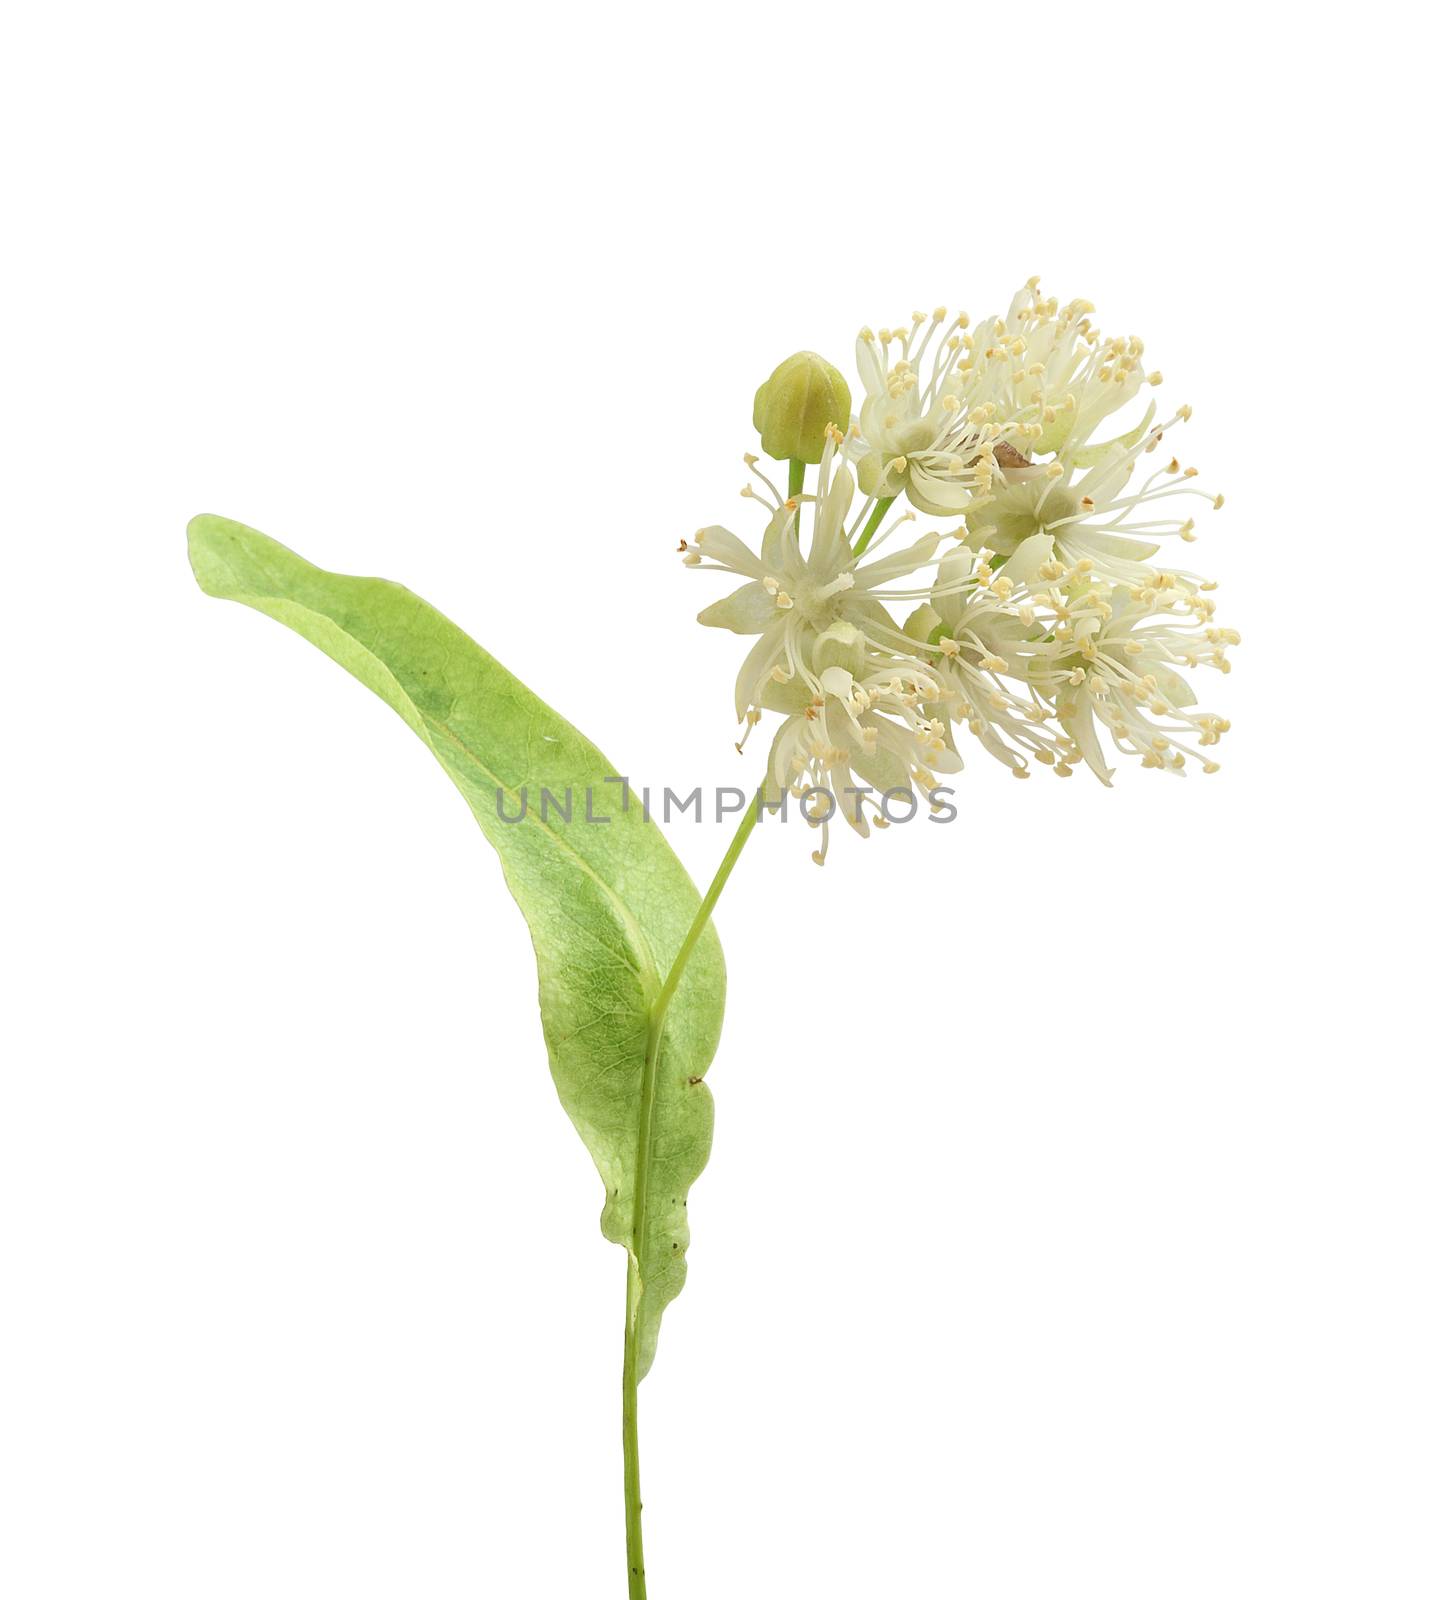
[[852, 493, 895, 555], [622, 792, 763, 1598]]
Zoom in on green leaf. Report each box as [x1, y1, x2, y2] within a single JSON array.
[[188, 514, 724, 1377]]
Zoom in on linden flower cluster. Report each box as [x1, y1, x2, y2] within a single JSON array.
[[684, 280, 1236, 860]]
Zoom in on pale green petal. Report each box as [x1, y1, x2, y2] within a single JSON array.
[[931, 548, 973, 629], [1073, 528, 1162, 563], [698, 580, 778, 635], [733, 621, 787, 719], [695, 525, 767, 577], [1068, 400, 1157, 469], [858, 450, 905, 499], [855, 531, 941, 590], [820, 458, 855, 541], [761, 676, 811, 714], [903, 603, 941, 643], [903, 470, 972, 516], [1060, 696, 1113, 785], [999, 530, 1056, 585], [1077, 446, 1137, 504], [819, 665, 854, 700], [760, 504, 798, 570], [1149, 664, 1197, 708]]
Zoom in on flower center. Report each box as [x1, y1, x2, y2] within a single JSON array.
[[967, 482, 1081, 557]]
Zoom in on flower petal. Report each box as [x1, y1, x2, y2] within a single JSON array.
[[1072, 528, 1161, 563], [855, 531, 941, 590], [1068, 400, 1157, 470], [733, 620, 787, 718], [697, 580, 778, 635], [930, 547, 974, 629], [694, 526, 767, 578], [998, 530, 1055, 585], [1059, 696, 1114, 786], [819, 665, 854, 701], [904, 469, 973, 516], [808, 460, 855, 574]]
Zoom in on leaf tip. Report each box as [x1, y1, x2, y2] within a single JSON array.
[[187, 513, 225, 587], [188, 513, 261, 599], [186, 512, 230, 546]]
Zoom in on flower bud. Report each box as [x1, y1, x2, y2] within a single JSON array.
[[752, 352, 851, 464]]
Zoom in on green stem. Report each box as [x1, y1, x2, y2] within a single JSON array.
[[787, 458, 806, 500], [622, 793, 763, 1599], [852, 493, 896, 556], [622, 1267, 646, 1598]]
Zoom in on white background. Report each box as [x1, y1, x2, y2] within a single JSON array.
[[2, 4, 1441, 1596]]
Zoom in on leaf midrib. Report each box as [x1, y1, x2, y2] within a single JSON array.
[[420, 706, 662, 997]]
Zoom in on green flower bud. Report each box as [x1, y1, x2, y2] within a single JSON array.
[[752, 351, 851, 464]]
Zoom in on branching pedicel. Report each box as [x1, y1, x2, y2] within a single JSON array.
[[188, 278, 1234, 1598]]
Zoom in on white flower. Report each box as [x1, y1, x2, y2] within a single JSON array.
[[1036, 576, 1236, 783], [903, 544, 1073, 779], [849, 309, 1019, 515], [963, 412, 1223, 587], [684, 428, 961, 859], [763, 654, 960, 862], [933, 281, 1226, 586], [972, 278, 1158, 463], [684, 428, 941, 714]]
